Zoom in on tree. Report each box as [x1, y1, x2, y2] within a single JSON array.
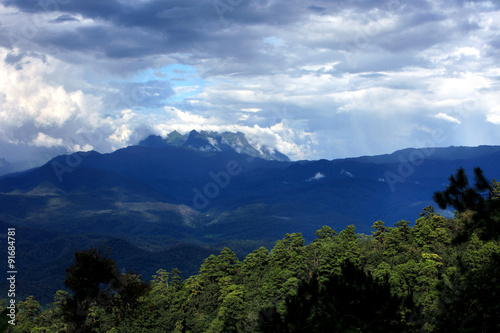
[[413, 210, 451, 247], [314, 225, 337, 242], [394, 219, 411, 242], [261, 261, 411, 333], [62, 246, 123, 331], [208, 282, 247, 333], [433, 167, 500, 241], [371, 220, 386, 242], [436, 253, 500, 332], [199, 248, 240, 285], [433, 167, 491, 214], [14, 296, 41, 333], [109, 272, 150, 323], [338, 225, 361, 265]]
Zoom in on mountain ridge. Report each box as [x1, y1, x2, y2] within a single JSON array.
[[347, 145, 500, 164], [1, 139, 499, 235]]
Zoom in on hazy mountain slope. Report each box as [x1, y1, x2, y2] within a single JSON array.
[[0, 218, 220, 304], [349, 145, 500, 164]]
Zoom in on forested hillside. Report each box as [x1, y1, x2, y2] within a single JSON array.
[[2, 168, 499, 332]]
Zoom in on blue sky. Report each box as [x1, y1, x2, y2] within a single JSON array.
[[0, 0, 500, 170]]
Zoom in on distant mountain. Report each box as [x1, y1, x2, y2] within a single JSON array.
[[0, 158, 38, 177], [139, 130, 291, 162], [1, 141, 499, 239], [1, 141, 500, 303], [349, 145, 500, 164]]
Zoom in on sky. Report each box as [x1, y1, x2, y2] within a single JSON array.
[[0, 0, 500, 170]]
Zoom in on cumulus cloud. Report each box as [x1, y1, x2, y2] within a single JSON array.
[[31, 132, 63, 148]]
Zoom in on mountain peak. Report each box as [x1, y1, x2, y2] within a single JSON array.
[[138, 130, 290, 162], [184, 130, 218, 152], [137, 135, 169, 148]]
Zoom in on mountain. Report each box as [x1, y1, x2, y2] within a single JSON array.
[[138, 130, 291, 162], [1, 137, 500, 302], [348, 145, 500, 164], [2, 140, 500, 236], [2, 141, 500, 238]]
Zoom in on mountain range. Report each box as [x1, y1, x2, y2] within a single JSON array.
[[1, 130, 500, 302]]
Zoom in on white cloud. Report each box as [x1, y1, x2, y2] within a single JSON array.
[[487, 114, 500, 125], [31, 132, 63, 148], [435, 113, 461, 124], [0, 47, 117, 163], [307, 172, 325, 181], [150, 107, 315, 160], [340, 169, 354, 178], [487, 106, 500, 125]]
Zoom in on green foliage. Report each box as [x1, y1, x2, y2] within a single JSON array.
[[13, 169, 500, 332], [14, 216, 500, 332], [12, 296, 40, 333], [435, 253, 500, 332], [261, 261, 411, 333]]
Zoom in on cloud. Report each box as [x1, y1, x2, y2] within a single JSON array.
[[31, 132, 63, 148], [151, 107, 315, 160], [49, 14, 80, 24], [435, 113, 462, 124], [307, 172, 325, 181], [0, 0, 500, 167], [0, 48, 116, 163], [487, 106, 500, 125]]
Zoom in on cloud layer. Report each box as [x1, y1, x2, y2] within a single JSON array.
[[1, 0, 500, 169]]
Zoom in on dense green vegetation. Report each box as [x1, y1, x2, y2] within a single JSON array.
[[2, 168, 499, 332]]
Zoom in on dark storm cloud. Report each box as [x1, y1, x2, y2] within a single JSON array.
[[2, 0, 215, 57], [307, 5, 325, 13], [42, 25, 169, 59], [49, 14, 79, 23], [1, 0, 310, 60], [2, 0, 496, 82], [0, 0, 467, 78]]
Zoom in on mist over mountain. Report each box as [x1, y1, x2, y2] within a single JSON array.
[[1, 131, 499, 302], [139, 130, 291, 162]]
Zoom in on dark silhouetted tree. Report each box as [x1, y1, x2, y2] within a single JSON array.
[[62, 245, 123, 331], [433, 167, 500, 241]]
